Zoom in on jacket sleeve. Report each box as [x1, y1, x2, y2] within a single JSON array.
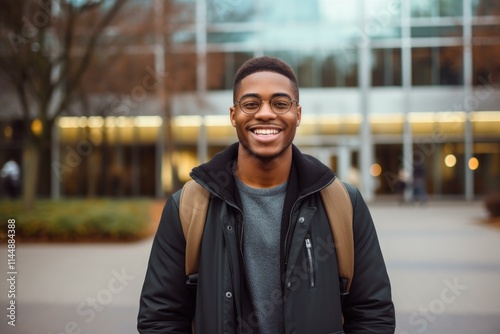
[[342, 185, 396, 334], [137, 192, 195, 333]]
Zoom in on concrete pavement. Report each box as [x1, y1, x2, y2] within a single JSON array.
[[1, 200, 499, 333], [374, 201, 500, 333]]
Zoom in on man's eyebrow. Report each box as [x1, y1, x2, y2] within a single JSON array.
[[238, 92, 292, 100], [238, 93, 260, 100], [271, 92, 292, 99]]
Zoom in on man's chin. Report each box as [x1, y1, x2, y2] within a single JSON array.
[[240, 143, 290, 162]]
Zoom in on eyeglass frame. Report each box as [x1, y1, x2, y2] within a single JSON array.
[[234, 94, 299, 115]]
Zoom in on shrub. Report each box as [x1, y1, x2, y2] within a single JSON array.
[[0, 199, 155, 242]]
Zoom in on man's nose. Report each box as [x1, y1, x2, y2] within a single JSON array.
[[255, 100, 276, 119]]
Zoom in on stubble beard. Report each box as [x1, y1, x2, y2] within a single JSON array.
[[239, 140, 293, 165]]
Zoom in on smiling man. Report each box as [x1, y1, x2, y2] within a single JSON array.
[[138, 56, 395, 334], [230, 70, 301, 188]]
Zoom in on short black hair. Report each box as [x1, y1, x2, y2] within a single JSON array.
[[233, 56, 299, 103]]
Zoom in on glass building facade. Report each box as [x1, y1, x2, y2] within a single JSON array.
[[4, 0, 498, 200], [161, 0, 500, 200]]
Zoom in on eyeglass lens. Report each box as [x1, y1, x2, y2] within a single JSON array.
[[239, 96, 293, 114]]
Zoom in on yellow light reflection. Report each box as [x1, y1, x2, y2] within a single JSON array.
[[4, 126, 13, 139], [58, 116, 162, 129], [444, 154, 457, 167], [31, 119, 43, 136], [370, 163, 382, 177], [468, 157, 479, 170]]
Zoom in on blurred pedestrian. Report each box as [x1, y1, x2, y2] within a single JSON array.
[[396, 166, 408, 203], [1, 159, 20, 198], [412, 164, 427, 204]]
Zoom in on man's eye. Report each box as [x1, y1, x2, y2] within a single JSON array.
[[273, 100, 290, 109], [243, 102, 259, 108]]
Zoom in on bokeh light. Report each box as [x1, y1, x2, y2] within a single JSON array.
[[370, 163, 382, 177], [444, 154, 457, 167], [468, 157, 479, 170]]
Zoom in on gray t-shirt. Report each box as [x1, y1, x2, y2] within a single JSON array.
[[236, 177, 287, 334]]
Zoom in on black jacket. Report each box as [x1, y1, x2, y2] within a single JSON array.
[[138, 143, 395, 333]]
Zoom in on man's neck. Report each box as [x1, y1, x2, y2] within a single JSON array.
[[235, 145, 292, 188]]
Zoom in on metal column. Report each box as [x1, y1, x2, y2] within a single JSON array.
[[358, 0, 374, 201], [337, 145, 351, 184], [196, 0, 208, 164], [401, 0, 413, 202], [198, 116, 208, 164], [154, 0, 166, 198], [196, 0, 207, 93], [463, 0, 474, 201]]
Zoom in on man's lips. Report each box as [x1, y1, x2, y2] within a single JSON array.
[[248, 124, 284, 135], [252, 128, 281, 135]]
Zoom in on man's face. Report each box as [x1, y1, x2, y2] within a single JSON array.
[[230, 71, 301, 161]]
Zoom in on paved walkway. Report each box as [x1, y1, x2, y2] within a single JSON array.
[[1, 200, 500, 333], [373, 201, 500, 334]]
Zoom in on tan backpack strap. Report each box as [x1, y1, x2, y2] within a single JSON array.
[[179, 180, 210, 276], [320, 178, 354, 293]]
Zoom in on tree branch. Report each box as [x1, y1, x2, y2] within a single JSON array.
[[53, 0, 128, 119]]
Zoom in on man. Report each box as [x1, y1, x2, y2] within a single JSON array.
[[138, 56, 395, 333]]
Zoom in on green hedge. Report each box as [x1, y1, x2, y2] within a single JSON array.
[[0, 199, 154, 242]]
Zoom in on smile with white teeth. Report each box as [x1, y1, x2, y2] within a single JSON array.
[[253, 129, 280, 135]]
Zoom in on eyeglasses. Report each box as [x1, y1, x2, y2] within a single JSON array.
[[235, 96, 299, 115]]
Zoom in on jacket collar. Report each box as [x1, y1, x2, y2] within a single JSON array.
[[190, 142, 335, 201]]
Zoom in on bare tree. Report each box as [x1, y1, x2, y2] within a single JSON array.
[[0, 0, 128, 210]]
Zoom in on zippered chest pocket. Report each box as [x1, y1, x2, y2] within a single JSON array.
[[304, 235, 316, 288]]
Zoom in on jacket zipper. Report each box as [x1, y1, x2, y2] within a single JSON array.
[[305, 236, 316, 288], [283, 177, 335, 272], [196, 174, 334, 289]]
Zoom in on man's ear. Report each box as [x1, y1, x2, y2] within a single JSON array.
[[230, 106, 236, 127], [296, 105, 302, 127]]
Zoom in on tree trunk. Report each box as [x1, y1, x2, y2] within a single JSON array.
[[22, 143, 41, 211]]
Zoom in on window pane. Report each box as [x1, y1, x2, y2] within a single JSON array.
[[411, 0, 463, 17], [264, 51, 297, 72], [321, 52, 358, 87], [172, 31, 196, 46], [321, 55, 337, 87], [207, 52, 253, 90], [368, 26, 402, 40], [473, 24, 500, 37], [439, 47, 463, 85], [372, 48, 402, 87], [366, 0, 401, 21], [411, 0, 436, 17], [473, 45, 500, 86], [171, 0, 196, 25], [207, 53, 226, 90], [225, 52, 254, 89], [412, 48, 433, 85], [297, 55, 315, 88], [263, 0, 322, 22], [207, 0, 255, 23], [412, 47, 463, 86], [362, 0, 401, 39], [411, 26, 463, 38], [262, 51, 358, 88], [472, 0, 500, 16], [439, 0, 463, 17], [319, 0, 359, 24], [207, 32, 254, 44], [171, 53, 197, 92]]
